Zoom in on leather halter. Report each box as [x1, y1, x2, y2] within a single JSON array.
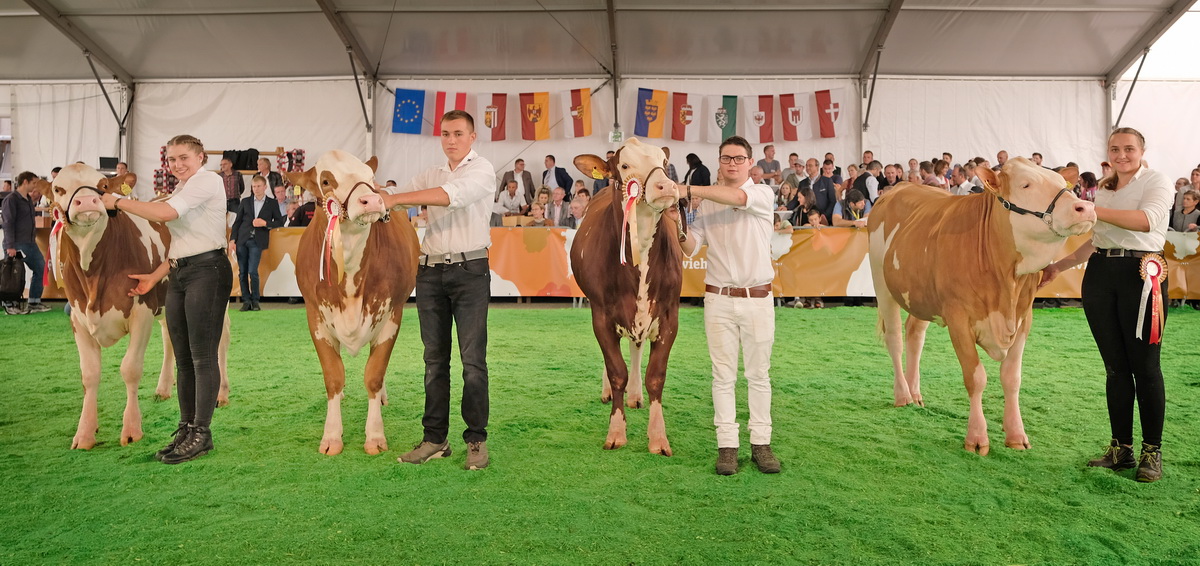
[[61, 185, 112, 225], [994, 185, 1072, 230], [320, 181, 390, 224]]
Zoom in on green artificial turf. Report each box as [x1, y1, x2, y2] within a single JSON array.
[[1, 304, 1198, 565]]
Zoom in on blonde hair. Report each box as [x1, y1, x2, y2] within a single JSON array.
[[251, 174, 267, 186], [1099, 127, 1146, 191], [166, 134, 208, 165]]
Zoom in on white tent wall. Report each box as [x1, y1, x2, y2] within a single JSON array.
[[1112, 80, 1200, 180], [7, 83, 122, 180], [131, 80, 368, 200], [372, 78, 860, 189], [861, 78, 1108, 172]]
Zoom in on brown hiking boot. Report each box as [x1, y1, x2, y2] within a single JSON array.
[[715, 447, 738, 475], [465, 441, 489, 470], [1136, 443, 1162, 483], [1087, 439, 1135, 470], [398, 441, 451, 464], [751, 444, 781, 474]]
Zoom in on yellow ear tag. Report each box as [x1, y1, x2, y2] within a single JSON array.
[[589, 168, 605, 180], [293, 187, 302, 197], [120, 184, 133, 196]]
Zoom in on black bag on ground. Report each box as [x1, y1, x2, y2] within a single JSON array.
[[0, 253, 25, 302]]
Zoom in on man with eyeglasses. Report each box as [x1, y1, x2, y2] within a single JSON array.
[[664, 136, 780, 476]]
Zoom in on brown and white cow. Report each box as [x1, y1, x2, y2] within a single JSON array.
[[868, 157, 1096, 454], [287, 150, 419, 456], [47, 164, 230, 449], [571, 138, 682, 455]]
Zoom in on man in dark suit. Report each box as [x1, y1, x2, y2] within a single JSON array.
[[497, 158, 537, 204], [229, 175, 285, 311], [542, 155, 574, 199]]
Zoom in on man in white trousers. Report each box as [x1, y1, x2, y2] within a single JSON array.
[[665, 135, 779, 475]]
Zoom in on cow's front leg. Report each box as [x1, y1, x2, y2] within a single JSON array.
[[626, 341, 644, 409], [362, 336, 398, 455], [999, 313, 1032, 450], [154, 318, 175, 401], [644, 326, 677, 456], [313, 336, 347, 455], [903, 316, 930, 407], [592, 314, 627, 449], [71, 324, 102, 450], [118, 314, 155, 446], [948, 325, 989, 455]]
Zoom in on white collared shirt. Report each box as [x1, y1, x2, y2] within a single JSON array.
[[165, 169, 228, 259], [400, 149, 496, 255], [252, 195, 266, 218], [1093, 166, 1174, 251], [497, 189, 526, 214], [688, 178, 775, 288]]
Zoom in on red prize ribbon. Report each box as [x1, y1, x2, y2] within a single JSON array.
[[619, 178, 641, 265], [47, 208, 65, 288], [1137, 254, 1167, 344], [320, 198, 340, 283]]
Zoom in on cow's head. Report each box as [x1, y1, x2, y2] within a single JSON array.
[[977, 157, 1096, 239], [574, 137, 678, 213], [47, 163, 132, 228], [284, 150, 386, 230]]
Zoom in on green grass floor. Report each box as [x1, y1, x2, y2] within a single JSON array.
[[1, 302, 1198, 565]]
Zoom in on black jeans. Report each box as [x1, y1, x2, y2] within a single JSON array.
[[166, 250, 233, 428], [1082, 254, 1167, 446], [236, 238, 264, 303], [416, 257, 490, 444]]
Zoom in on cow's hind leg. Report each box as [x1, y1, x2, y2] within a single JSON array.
[[874, 288, 912, 406], [154, 318, 175, 401], [215, 313, 231, 406], [948, 323, 989, 455], [626, 341, 644, 409], [71, 320, 102, 450], [644, 321, 678, 456], [118, 313, 155, 446], [362, 335, 398, 455], [903, 315, 930, 407], [591, 312, 628, 449], [313, 336, 347, 455], [1000, 311, 1033, 450]]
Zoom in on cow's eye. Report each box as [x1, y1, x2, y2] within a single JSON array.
[[1022, 183, 1030, 189], [621, 164, 628, 170], [322, 180, 329, 185]]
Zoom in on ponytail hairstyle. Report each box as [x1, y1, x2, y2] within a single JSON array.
[[1099, 127, 1145, 191]]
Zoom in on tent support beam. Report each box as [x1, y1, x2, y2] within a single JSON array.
[[857, 0, 904, 82], [861, 49, 882, 133], [1114, 49, 1148, 128], [1103, 0, 1196, 89], [316, 0, 378, 87], [24, 0, 134, 88], [606, 0, 621, 138]]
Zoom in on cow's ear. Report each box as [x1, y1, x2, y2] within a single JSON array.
[[976, 165, 1001, 194], [573, 154, 609, 180], [106, 173, 132, 195], [285, 167, 320, 198], [95, 177, 111, 193], [365, 156, 379, 173], [1058, 166, 1079, 188], [662, 146, 670, 163]]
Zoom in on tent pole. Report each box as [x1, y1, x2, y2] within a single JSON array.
[[348, 49, 373, 134], [1114, 48, 1148, 128], [862, 48, 882, 133], [606, 0, 621, 141]]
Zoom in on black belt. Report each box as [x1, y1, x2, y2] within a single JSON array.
[[1093, 248, 1161, 258], [169, 249, 224, 269]]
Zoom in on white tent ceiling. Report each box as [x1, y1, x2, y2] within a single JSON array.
[[0, 1, 1194, 84]]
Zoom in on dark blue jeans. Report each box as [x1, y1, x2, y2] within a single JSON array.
[[166, 251, 233, 428], [236, 238, 264, 303], [12, 242, 44, 301], [416, 257, 490, 444]]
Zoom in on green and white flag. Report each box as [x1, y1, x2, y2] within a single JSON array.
[[704, 95, 738, 143]]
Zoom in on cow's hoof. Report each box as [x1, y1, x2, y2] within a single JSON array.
[[964, 439, 990, 456], [216, 396, 230, 408], [364, 437, 388, 455], [319, 438, 344, 456], [600, 393, 612, 404], [603, 435, 627, 450], [71, 434, 96, 450], [1005, 436, 1031, 450], [912, 395, 925, 407], [893, 397, 912, 407], [648, 438, 672, 456], [120, 428, 144, 446], [153, 390, 171, 402], [626, 397, 644, 409]]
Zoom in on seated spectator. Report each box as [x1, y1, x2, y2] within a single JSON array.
[[932, 160, 949, 188], [524, 202, 555, 227], [773, 213, 793, 233], [1078, 171, 1098, 201], [949, 165, 974, 196], [546, 187, 570, 226], [497, 180, 528, 215], [802, 208, 825, 229], [776, 181, 798, 210], [289, 200, 316, 227], [533, 187, 551, 209], [907, 158, 919, 181], [113, 161, 138, 191], [920, 161, 940, 187], [749, 166, 766, 187], [793, 185, 820, 226], [832, 189, 870, 228], [255, 157, 283, 190], [1170, 190, 1199, 232], [564, 199, 586, 229], [573, 179, 587, 199]]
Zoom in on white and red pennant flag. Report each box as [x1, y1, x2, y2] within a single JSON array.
[[561, 88, 592, 138], [431, 91, 468, 135], [741, 94, 775, 144], [814, 88, 846, 139], [477, 93, 508, 142], [670, 92, 701, 142], [778, 93, 811, 141]]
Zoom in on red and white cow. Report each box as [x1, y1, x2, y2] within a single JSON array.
[[571, 138, 682, 455], [287, 151, 420, 455], [868, 157, 1096, 454], [47, 164, 230, 449]]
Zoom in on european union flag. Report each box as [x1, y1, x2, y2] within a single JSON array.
[[392, 89, 425, 134]]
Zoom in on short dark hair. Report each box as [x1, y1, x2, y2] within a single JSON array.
[[441, 109, 474, 131], [545, 155, 556, 163], [845, 189, 865, 204], [789, 152, 799, 159], [919, 161, 933, 174], [867, 160, 882, 171], [515, 158, 524, 165], [822, 159, 833, 167], [51, 166, 62, 174], [1032, 152, 1043, 159], [718, 136, 753, 159], [16, 171, 38, 186], [577, 188, 590, 198]]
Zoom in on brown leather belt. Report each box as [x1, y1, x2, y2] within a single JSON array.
[[705, 284, 772, 298]]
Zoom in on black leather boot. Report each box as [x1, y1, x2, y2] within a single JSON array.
[[161, 425, 214, 464], [154, 422, 191, 462]]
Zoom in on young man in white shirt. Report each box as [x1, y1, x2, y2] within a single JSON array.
[[382, 110, 496, 471], [668, 135, 780, 476]]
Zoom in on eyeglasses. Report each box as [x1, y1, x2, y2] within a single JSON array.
[[718, 155, 750, 164]]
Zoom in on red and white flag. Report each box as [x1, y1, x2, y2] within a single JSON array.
[[741, 94, 774, 144], [779, 93, 811, 141], [431, 91, 468, 135], [561, 88, 592, 138], [815, 88, 845, 139], [477, 93, 508, 142], [670, 92, 701, 142]]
